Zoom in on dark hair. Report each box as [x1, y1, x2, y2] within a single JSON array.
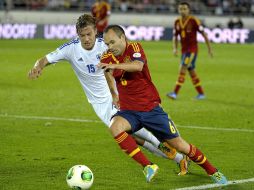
[[179, 2, 190, 9], [104, 25, 125, 38], [76, 14, 96, 33]]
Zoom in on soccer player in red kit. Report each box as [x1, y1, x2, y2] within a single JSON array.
[[97, 25, 227, 184], [167, 2, 213, 100], [91, 0, 111, 38]]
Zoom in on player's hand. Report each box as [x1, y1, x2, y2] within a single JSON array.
[[112, 94, 120, 110], [97, 63, 115, 71], [28, 62, 43, 80], [173, 48, 178, 57]]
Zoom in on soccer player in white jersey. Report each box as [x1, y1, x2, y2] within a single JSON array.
[[28, 14, 189, 175]]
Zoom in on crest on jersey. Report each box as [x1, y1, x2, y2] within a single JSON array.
[[96, 53, 102, 60], [133, 52, 141, 58]]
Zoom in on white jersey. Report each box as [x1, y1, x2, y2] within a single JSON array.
[[45, 37, 161, 147], [46, 37, 110, 104]]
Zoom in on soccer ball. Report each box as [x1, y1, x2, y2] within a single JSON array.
[[66, 165, 94, 190]]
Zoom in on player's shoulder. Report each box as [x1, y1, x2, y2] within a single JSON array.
[[190, 15, 201, 25], [100, 51, 114, 62], [175, 17, 181, 23], [101, 1, 110, 9], [95, 37, 108, 51], [58, 37, 80, 50], [127, 42, 142, 53]]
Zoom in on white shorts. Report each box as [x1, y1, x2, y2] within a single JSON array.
[[91, 97, 117, 127]]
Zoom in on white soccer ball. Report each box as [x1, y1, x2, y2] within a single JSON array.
[[66, 165, 94, 190]]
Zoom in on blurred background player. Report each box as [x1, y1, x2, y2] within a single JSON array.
[[167, 2, 213, 100], [98, 25, 227, 184], [91, 0, 111, 38], [27, 13, 189, 176]]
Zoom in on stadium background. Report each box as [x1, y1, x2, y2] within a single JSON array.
[[1, 1, 254, 190], [1, 0, 254, 42]]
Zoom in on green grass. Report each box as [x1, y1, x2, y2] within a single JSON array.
[[0, 39, 254, 189]]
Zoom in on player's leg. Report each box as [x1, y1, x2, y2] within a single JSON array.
[[187, 53, 205, 99], [163, 119, 227, 184], [92, 99, 184, 172], [134, 128, 161, 147], [110, 114, 158, 182], [133, 133, 185, 163], [167, 53, 189, 99], [136, 106, 190, 176], [188, 68, 205, 99], [141, 106, 227, 184], [166, 136, 227, 184], [133, 128, 188, 175], [133, 135, 167, 158], [158, 141, 190, 176], [93, 101, 146, 165]]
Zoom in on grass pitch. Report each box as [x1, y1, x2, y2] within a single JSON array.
[[0, 39, 254, 189]]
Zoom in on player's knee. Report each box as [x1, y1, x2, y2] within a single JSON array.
[[167, 137, 190, 154], [181, 65, 188, 71], [178, 76, 185, 83], [109, 116, 131, 137], [109, 123, 124, 137]]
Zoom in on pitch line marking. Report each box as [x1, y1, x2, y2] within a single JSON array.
[[0, 113, 253, 133], [176, 124, 254, 133], [174, 177, 254, 190], [0, 113, 102, 123]]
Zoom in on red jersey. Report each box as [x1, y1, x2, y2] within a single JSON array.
[[91, 1, 111, 33], [174, 16, 203, 53], [101, 42, 161, 111]]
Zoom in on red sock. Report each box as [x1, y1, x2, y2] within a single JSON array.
[[115, 132, 151, 167], [187, 144, 217, 175], [191, 74, 204, 94], [174, 73, 185, 94]]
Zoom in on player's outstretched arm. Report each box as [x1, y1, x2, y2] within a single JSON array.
[[28, 56, 49, 80]]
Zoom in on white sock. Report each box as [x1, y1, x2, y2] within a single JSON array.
[[143, 140, 184, 163], [135, 128, 184, 163], [143, 141, 168, 158], [134, 128, 160, 147], [174, 153, 184, 163]]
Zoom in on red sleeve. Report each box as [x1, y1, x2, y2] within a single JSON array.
[[100, 52, 112, 64], [127, 42, 146, 63], [193, 17, 204, 33]]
